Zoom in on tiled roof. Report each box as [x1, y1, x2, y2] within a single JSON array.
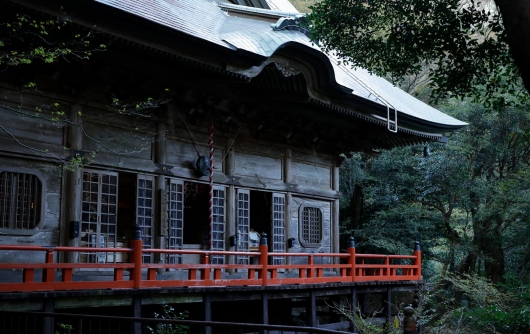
[[94, 0, 466, 132]]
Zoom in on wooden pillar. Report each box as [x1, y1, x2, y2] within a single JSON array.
[[154, 121, 167, 265], [225, 145, 236, 267], [350, 288, 357, 332], [42, 298, 55, 334], [261, 292, 269, 334], [132, 296, 142, 334], [358, 293, 367, 315], [204, 294, 212, 334], [307, 290, 317, 327], [386, 288, 393, 330], [332, 163, 340, 260], [284, 149, 292, 266], [64, 103, 83, 262]]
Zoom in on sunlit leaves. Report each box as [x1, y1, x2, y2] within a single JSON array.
[[0, 13, 106, 68], [308, 0, 527, 109]]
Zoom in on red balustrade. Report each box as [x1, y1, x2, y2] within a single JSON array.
[[0, 238, 421, 292]]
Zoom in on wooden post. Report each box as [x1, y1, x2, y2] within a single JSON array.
[[64, 103, 83, 263], [154, 121, 167, 267], [202, 253, 211, 281], [414, 241, 422, 280], [332, 163, 340, 265], [350, 288, 357, 333], [307, 290, 317, 327], [132, 295, 142, 334], [43, 298, 55, 334], [262, 292, 269, 334], [347, 237, 356, 282], [259, 233, 269, 286], [43, 248, 54, 283], [386, 288, 392, 331], [131, 227, 143, 289], [403, 306, 417, 334], [204, 294, 212, 334], [284, 149, 292, 268]]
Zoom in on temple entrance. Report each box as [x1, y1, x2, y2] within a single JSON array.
[[236, 189, 285, 265]]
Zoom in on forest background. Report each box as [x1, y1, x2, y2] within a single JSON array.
[[295, 0, 530, 333]]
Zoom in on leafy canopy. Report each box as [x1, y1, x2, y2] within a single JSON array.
[[308, 0, 526, 107]]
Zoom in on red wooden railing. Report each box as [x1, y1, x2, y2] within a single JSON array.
[[0, 236, 421, 292]]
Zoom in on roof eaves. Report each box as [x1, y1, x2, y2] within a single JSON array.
[[308, 98, 445, 141]]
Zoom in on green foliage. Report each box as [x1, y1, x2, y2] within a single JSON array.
[[421, 274, 530, 333], [308, 0, 528, 109], [331, 301, 401, 334], [340, 100, 530, 331], [146, 305, 189, 334], [55, 322, 73, 334], [0, 13, 106, 68], [466, 305, 530, 333]]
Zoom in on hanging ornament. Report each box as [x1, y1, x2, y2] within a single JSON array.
[[195, 155, 210, 176]]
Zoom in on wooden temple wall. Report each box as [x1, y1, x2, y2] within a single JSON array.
[[0, 84, 340, 265]]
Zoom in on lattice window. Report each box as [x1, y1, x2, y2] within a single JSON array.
[[80, 170, 118, 263], [237, 189, 250, 265], [210, 187, 225, 264], [0, 172, 42, 230], [137, 175, 154, 263], [300, 206, 322, 247], [272, 193, 285, 265], [167, 179, 184, 264]]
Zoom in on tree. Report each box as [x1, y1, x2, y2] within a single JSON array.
[[495, 0, 530, 96], [344, 100, 530, 285], [308, 0, 529, 107], [0, 12, 165, 169]]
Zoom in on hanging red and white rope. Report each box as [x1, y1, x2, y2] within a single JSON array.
[[208, 124, 214, 252]]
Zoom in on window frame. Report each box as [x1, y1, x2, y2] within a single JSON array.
[[0, 167, 46, 236], [298, 204, 323, 248]]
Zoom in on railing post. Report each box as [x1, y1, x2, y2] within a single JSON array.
[[259, 232, 269, 286], [43, 248, 55, 283], [307, 255, 314, 278], [202, 253, 211, 281], [413, 241, 421, 280], [131, 227, 143, 289], [403, 305, 418, 334], [347, 237, 356, 282]]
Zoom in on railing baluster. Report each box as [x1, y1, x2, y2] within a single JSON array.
[[308, 255, 314, 278], [23, 268, 34, 283], [43, 248, 54, 283], [202, 253, 211, 281], [62, 268, 73, 282]]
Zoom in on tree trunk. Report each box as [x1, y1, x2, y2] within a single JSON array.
[[473, 217, 505, 284], [350, 184, 363, 230], [454, 252, 478, 304], [495, 0, 530, 94]]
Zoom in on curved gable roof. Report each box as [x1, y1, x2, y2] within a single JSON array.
[[11, 0, 465, 144], [93, 0, 466, 135]]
